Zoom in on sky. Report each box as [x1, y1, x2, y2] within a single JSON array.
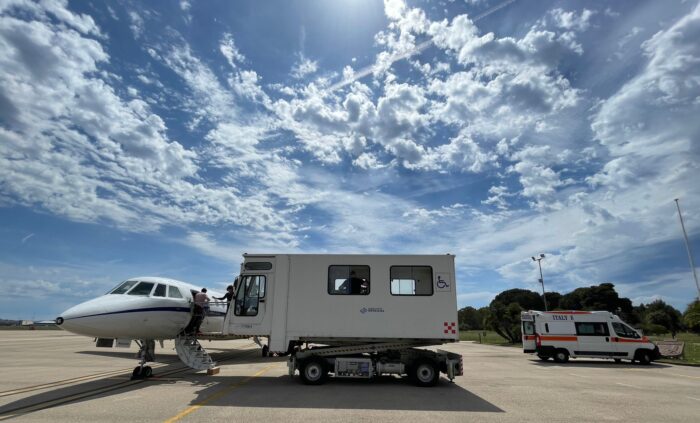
[[1, 0, 699, 320]]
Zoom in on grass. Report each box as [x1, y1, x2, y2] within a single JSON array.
[[460, 330, 518, 346], [0, 325, 60, 330]]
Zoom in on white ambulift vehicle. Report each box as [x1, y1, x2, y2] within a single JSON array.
[[521, 310, 660, 364], [224, 254, 463, 386]]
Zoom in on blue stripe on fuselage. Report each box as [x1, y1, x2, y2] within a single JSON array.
[[64, 307, 228, 320]]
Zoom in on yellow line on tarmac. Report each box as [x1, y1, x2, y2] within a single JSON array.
[[163, 364, 278, 423]]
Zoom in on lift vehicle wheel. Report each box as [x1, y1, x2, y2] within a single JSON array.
[[636, 350, 652, 365], [411, 359, 439, 387], [131, 366, 142, 380], [553, 349, 569, 363], [537, 354, 550, 361], [299, 357, 327, 385], [262, 345, 269, 357], [614, 358, 622, 363]]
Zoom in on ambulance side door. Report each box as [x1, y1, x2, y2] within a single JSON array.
[[574, 321, 612, 357]]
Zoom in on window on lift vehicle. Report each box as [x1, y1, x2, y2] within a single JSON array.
[[390, 266, 433, 295], [127, 282, 155, 296], [328, 265, 370, 295], [153, 284, 166, 297], [575, 322, 610, 336], [109, 280, 138, 294], [612, 322, 640, 339], [167, 286, 183, 298], [234, 275, 266, 316], [244, 262, 272, 271]]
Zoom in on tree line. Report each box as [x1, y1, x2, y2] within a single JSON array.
[[459, 283, 700, 343]]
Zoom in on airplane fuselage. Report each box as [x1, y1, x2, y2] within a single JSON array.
[[56, 277, 227, 340]]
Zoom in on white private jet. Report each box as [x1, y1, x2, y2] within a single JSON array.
[[55, 276, 234, 379]]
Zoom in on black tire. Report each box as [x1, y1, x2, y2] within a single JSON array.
[[537, 354, 550, 361], [411, 359, 439, 387], [142, 366, 153, 378], [553, 349, 569, 363], [299, 357, 327, 385], [636, 350, 652, 365], [131, 367, 142, 380], [614, 358, 622, 363], [262, 345, 269, 357]]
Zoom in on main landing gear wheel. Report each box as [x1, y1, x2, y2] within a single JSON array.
[[131, 365, 153, 380], [262, 345, 269, 357], [553, 349, 569, 363], [299, 357, 327, 385]]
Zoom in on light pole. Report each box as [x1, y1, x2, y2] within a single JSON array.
[[531, 254, 548, 311], [675, 199, 700, 297]]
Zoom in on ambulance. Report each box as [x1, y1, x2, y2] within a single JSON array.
[[521, 310, 660, 364]]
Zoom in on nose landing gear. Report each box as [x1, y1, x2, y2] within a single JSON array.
[[131, 339, 156, 380]]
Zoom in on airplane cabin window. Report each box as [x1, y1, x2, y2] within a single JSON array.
[[127, 282, 155, 296], [168, 286, 183, 298], [153, 284, 166, 297], [110, 280, 138, 294]]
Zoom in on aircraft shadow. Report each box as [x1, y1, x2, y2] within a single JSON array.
[[0, 349, 262, 418], [184, 374, 503, 412], [529, 359, 671, 369]]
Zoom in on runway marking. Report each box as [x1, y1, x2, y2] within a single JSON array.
[[687, 396, 700, 402], [163, 364, 279, 423], [669, 373, 700, 380], [615, 383, 637, 388], [0, 364, 171, 398], [568, 373, 590, 378]]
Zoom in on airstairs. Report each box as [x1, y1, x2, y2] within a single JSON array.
[[174, 334, 217, 371]]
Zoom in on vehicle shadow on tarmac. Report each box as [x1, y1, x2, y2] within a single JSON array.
[[529, 359, 671, 369], [184, 373, 503, 412]]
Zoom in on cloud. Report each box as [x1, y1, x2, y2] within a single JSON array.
[[291, 57, 319, 79]]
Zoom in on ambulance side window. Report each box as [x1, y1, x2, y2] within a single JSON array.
[[612, 322, 640, 339], [575, 322, 610, 336], [545, 323, 549, 333]]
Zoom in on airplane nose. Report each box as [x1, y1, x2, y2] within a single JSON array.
[[56, 301, 102, 336]]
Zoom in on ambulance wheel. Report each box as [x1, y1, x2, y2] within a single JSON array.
[[299, 357, 327, 385], [411, 359, 439, 387], [553, 349, 569, 363], [537, 354, 550, 361], [262, 345, 269, 357], [636, 350, 652, 365]]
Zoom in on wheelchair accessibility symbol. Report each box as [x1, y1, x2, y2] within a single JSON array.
[[436, 275, 449, 289]]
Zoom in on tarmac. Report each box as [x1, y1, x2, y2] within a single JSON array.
[[0, 331, 698, 422]]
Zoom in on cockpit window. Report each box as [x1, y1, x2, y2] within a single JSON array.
[[127, 282, 155, 296], [153, 284, 166, 297], [109, 280, 138, 295], [168, 286, 183, 298]]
